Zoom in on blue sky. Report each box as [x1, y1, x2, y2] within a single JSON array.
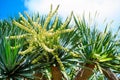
[[0, 0, 27, 19], [0, 0, 120, 31]]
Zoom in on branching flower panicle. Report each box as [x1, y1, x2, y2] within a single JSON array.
[[6, 5, 74, 71]]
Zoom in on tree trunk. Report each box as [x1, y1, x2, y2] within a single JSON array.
[[34, 73, 47, 80], [74, 63, 95, 80], [6, 78, 10, 80], [102, 68, 118, 80], [23, 78, 27, 80], [51, 66, 62, 80]]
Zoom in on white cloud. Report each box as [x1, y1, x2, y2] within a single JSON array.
[[25, 0, 120, 30]]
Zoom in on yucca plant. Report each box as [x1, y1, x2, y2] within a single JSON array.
[[0, 19, 48, 80], [1, 5, 120, 80], [0, 37, 46, 80], [73, 15, 120, 80], [6, 5, 81, 80]]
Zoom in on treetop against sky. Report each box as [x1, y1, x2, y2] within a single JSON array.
[[0, 0, 120, 30]]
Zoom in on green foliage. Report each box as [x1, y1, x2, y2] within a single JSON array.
[[0, 5, 120, 80], [73, 14, 120, 79], [7, 5, 75, 73], [0, 38, 44, 79]]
